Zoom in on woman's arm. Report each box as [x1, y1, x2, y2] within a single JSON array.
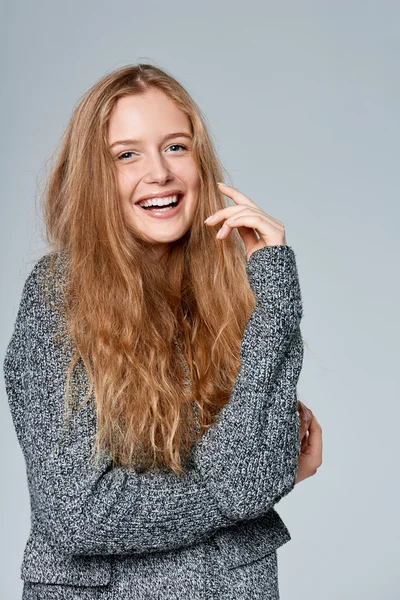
[[3, 245, 303, 557], [192, 245, 303, 520]]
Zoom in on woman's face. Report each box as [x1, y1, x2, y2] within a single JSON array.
[[108, 89, 200, 257]]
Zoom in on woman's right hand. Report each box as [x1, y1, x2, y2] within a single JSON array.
[[295, 404, 323, 485]]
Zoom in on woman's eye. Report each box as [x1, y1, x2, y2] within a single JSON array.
[[117, 145, 187, 161], [117, 151, 136, 161], [167, 144, 187, 152]]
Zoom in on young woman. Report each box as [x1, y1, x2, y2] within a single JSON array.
[[4, 63, 322, 599]]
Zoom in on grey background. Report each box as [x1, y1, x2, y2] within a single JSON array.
[[1, 1, 399, 598]]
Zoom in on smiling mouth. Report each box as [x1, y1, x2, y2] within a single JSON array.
[[136, 194, 184, 213]]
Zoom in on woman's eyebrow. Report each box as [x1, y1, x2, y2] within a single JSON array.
[[109, 132, 193, 149]]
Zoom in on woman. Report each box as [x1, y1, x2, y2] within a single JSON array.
[[3, 63, 322, 599]]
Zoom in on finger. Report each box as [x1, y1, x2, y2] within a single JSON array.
[[298, 404, 308, 438], [298, 400, 311, 427], [302, 406, 313, 428], [304, 416, 323, 460], [218, 212, 284, 245], [298, 399, 305, 412], [299, 400, 313, 421], [205, 205, 268, 226], [300, 421, 309, 440], [217, 222, 260, 250], [217, 182, 260, 209], [215, 209, 271, 238], [300, 432, 309, 452]]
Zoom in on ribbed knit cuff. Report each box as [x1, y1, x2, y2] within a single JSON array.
[[246, 245, 303, 319]]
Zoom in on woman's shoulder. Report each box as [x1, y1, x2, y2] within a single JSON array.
[[27, 249, 69, 282], [20, 249, 70, 316]]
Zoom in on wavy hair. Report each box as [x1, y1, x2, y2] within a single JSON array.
[[40, 63, 264, 477]]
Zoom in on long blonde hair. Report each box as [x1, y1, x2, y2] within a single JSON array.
[[40, 63, 258, 477]]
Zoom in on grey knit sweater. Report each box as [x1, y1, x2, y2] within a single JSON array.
[[3, 244, 304, 600]]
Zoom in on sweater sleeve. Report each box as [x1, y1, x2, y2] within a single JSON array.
[[3, 245, 303, 557], [192, 245, 304, 520]]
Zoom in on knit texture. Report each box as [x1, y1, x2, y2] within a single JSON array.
[[3, 244, 304, 598]]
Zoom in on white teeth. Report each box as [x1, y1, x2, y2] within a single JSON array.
[[138, 195, 179, 208]]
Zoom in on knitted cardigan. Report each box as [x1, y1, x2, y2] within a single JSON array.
[[3, 244, 304, 599]]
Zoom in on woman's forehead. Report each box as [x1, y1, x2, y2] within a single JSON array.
[[108, 91, 191, 143]]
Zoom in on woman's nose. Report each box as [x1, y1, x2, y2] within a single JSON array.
[[143, 152, 172, 183]]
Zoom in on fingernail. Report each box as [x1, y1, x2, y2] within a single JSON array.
[[204, 216, 213, 223], [226, 219, 235, 225]]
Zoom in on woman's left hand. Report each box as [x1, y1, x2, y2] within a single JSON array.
[[298, 400, 314, 444], [204, 182, 287, 261]]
